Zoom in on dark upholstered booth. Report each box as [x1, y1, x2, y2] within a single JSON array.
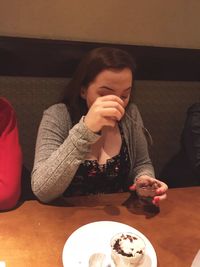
[[0, 36, 200, 194]]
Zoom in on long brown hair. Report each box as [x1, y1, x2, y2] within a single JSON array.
[[63, 47, 136, 124]]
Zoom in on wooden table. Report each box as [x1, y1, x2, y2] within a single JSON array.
[[0, 187, 200, 267]]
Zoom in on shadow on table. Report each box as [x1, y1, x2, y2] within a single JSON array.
[[122, 191, 160, 219], [31, 191, 160, 219]]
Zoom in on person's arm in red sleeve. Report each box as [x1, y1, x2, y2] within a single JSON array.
[[0, 98, 22, 210]]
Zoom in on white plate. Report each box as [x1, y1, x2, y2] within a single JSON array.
[[62, 221, 157, 267]]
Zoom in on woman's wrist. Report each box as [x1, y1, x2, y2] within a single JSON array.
[[82, 116, 101, 135], [82, 116, 101, 136]]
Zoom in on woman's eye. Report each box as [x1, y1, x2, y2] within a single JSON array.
[[121, 95, 129, 100], [99, 92, 110, 97], [99, 93, 106, 97]]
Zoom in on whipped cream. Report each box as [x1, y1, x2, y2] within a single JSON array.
[[118, 234, 144, 257]]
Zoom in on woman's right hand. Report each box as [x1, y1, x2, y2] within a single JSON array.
[[84, 95, 125, 133], [129, 176, 168, 206]]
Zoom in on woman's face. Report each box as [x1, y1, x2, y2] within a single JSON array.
[[81, 68, 133, 108]]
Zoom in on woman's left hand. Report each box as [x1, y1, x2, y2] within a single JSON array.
[[129, 175, 168, 206]]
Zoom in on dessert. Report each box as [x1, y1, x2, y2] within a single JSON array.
[[110, 232, 145, 266]]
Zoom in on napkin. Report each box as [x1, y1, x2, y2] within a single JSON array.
[[191, 249, 200, 267]]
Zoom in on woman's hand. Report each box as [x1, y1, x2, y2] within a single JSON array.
[[84, 95, 125, 133], [129, 175, 168, 206]]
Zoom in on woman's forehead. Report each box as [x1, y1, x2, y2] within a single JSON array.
[[94, 68, 132, 83]]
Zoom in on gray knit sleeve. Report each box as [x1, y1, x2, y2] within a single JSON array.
[[132, 104, 155, 179], [122, 103, 155, 184], [31, 103, 100, 203]]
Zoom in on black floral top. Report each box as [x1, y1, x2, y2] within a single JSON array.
[[64, 124, 130, 196]]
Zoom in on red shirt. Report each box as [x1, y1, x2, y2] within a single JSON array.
[[0, 97, 22, 210]]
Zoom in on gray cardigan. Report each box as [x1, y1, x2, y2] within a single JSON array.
[[31, 102, 155, 202]]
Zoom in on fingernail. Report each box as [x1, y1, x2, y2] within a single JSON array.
[[129, 185, 135, 191], [154, 197, 160, 203], [157, 189, 162, 194], [153, 198, 159, 206]]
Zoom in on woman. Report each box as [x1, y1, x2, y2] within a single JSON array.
[[0, 97, 22, 210], [31, 47, 168, 204]]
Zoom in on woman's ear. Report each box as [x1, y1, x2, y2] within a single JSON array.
[[80, 87, 86, 99]]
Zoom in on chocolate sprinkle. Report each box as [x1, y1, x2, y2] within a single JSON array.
[[112, 234, 143, 257]]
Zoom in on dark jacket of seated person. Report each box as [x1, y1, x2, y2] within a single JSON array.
[[0, 97, 22, 210], [183, 102, 200, 179], [160, 102, 200, 187]]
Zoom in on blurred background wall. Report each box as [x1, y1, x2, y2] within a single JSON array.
[[0, 0, 199, 49]]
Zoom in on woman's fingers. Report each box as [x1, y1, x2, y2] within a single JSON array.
[[101, 101, 125, 117], [130, 175, 168, 206], [100, 107, 124, 121], [84, 95, 125, 132], [129, 184, 136, 191], [100, 94, 124, 106], [152, 193, 167, 206], [156, 181, 168, 195]]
